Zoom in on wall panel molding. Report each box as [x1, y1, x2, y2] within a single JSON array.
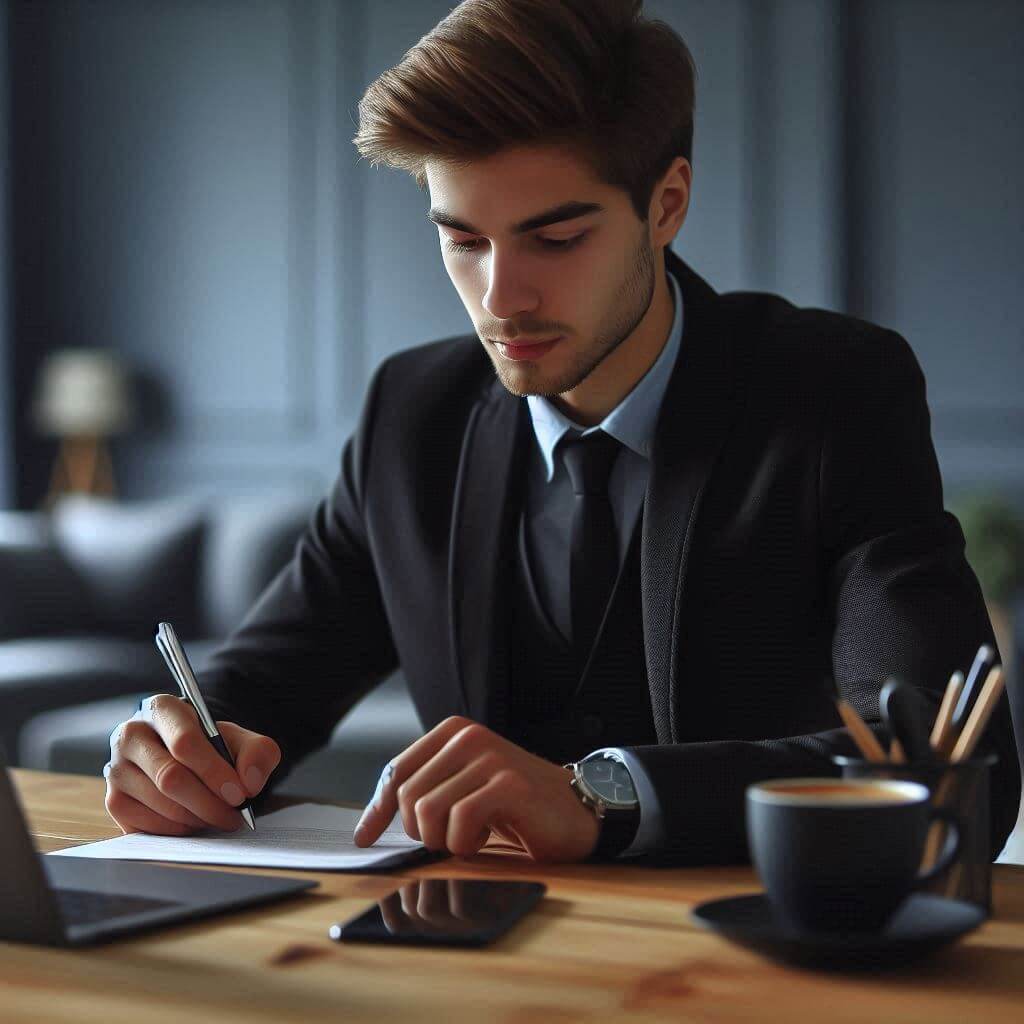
[[174, 0, 317, 443], [335, 0, 369, 421], [747, 0, 845, 310]]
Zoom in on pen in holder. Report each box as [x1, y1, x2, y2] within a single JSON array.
[[829, 650, 1006, 914], [832, 753, 996, 912]]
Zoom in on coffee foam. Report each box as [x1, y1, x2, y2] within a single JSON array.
[[749, 778, 928, 806]]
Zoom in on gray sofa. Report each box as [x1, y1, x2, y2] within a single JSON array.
[[1, 496, 423, 806]]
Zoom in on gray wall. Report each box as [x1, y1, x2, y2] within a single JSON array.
[[844, 0, 1023, 501], [6, 0, 1023, 508]]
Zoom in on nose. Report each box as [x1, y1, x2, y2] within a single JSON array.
[[481, 246, 540, 321]]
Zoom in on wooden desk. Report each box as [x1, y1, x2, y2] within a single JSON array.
[[4, 769, 1024, 1024]]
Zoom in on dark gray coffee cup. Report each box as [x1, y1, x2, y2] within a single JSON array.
[[746, 778, 961, 933]]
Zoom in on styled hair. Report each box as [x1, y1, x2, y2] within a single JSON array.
[[352, 0, 696, 222]]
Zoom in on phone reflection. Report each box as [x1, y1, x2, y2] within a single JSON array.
[[381, 879, 529, 936], [332, 878, 546, 946]]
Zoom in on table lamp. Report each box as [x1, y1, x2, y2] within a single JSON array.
[[32, 348, 136, 503]]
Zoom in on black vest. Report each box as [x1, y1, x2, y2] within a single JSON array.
[[503, 499, 658, 763]]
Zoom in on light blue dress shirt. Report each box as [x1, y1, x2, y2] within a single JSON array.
[[523, 269, 684, 858]]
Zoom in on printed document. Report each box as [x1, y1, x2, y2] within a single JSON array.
[[48, 802, 426, 871]]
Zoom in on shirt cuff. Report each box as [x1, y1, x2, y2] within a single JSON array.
[[588, 746, 665, 859]]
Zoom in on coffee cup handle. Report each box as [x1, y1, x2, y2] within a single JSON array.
[[914, 807, 962, 886]]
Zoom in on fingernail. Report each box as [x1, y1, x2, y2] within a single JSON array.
[[372, 762, 394, 811], [245, 767, 263, 794], [221, 781, 244, 806]]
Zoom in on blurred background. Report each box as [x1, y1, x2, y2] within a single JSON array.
[[0, 0, 1020, 508], [0, 1, 1021, 851]]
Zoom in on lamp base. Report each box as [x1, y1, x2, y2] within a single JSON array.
[[44, 435, 117, 505]]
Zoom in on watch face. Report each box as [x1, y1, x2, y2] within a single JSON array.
[[580, 758, 637, 809]]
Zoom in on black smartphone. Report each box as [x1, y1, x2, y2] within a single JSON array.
[[328, 878, 546, 947]]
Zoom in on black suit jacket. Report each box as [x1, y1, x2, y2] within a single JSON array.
[[199, 250, 1020, 864]]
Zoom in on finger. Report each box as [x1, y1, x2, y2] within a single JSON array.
[[137, 696, 254, 805], [351, 761, 397, 847], [448, 877, 472, 922], [354, 716, 481, 845], [104, 784, 202, 837], [395, 881, 453, 937], [399, 881, 423, 923], [396, 734, 501, 843], [447, 770, 524, 858], [411, 757, 498, 850], [216, 721, 281, 798], [117, 718, 245, 831], [104, 758, 209, 830], [378, 890, 409, 936], [417, 878, 460, 931]]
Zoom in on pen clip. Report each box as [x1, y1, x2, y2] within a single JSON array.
[[155, 633, 186, 696], [155, 622, 218, 737]]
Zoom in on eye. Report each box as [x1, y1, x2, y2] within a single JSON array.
[[444, 233, 587, 254], [538, 233, 587, 251], [445, 238, 482, 254]]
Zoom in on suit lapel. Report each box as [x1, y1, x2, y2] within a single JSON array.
[[448, 379, 529, 729], [642, 251, 743, 742]]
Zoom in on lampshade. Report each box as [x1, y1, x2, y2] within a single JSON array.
[[33, 348, 136, 437]]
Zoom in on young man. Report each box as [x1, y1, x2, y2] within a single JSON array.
[[105, 0, 1019, 864]]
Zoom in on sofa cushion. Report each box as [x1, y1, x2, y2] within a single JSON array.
[[0, 540, 95, 640], [51, 496, 204, 638], [0, 510, 50, 546], [18, 692, 151, 774]]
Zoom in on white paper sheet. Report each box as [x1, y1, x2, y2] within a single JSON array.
[[47, 803, 426, 871]]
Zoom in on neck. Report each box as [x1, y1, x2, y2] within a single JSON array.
[[552, 250, 674, 427]]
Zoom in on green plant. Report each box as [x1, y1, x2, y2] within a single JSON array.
[[954, 494, 1024, 604]]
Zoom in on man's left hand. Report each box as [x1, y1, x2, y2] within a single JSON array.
[[352, 716, 600, 862]]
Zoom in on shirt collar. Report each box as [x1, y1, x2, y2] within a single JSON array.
[[526, 268, 684, 481]]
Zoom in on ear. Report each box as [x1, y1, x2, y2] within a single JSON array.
[[649, 157, 691, 247]]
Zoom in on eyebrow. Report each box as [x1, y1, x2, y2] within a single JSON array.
[[427, 200, 604, 236]]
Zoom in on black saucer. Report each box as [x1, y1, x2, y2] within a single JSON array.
[[690, 892, 985, 971]]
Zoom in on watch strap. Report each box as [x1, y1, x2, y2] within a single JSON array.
[[589, 805, 639, 860], [565, 761, 640, 860]]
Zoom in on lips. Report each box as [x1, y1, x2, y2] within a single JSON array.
[[496, 336, 561, 346], [492, 335, 563, 362]]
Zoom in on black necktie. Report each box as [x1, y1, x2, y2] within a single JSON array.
[[561, 431, 621, 674]]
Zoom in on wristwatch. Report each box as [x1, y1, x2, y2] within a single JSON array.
[[563, 750, 640, 859]]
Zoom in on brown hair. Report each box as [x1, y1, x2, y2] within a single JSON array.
[[352, 0, 696, 222]]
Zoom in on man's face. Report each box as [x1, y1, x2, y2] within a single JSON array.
[[425, 145, 657, 399]]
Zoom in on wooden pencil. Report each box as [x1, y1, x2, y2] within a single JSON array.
[[930, 670, 965, 757], [835, 700, 888, 763], [923, 665, 1003, 871], [950, 666, 1004, 763]]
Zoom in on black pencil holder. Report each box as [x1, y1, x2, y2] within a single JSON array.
[[831, 754, 997, 913]]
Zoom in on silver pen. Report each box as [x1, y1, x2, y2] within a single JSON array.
[[154, 621, 256, 831]]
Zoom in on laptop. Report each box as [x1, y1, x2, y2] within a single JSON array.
[[1, 758, 318, 947]]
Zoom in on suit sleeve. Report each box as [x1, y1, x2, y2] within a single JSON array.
[[607, 330, 1020, 866], [195, 360, 399, 800]]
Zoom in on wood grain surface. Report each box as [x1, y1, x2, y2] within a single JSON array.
[[4, 768, 1024, 1024]]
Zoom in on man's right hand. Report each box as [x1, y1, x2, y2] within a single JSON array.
[[104, 694, 282, 836]]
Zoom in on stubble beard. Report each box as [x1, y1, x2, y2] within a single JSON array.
[[485, 230, 657, 398]]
